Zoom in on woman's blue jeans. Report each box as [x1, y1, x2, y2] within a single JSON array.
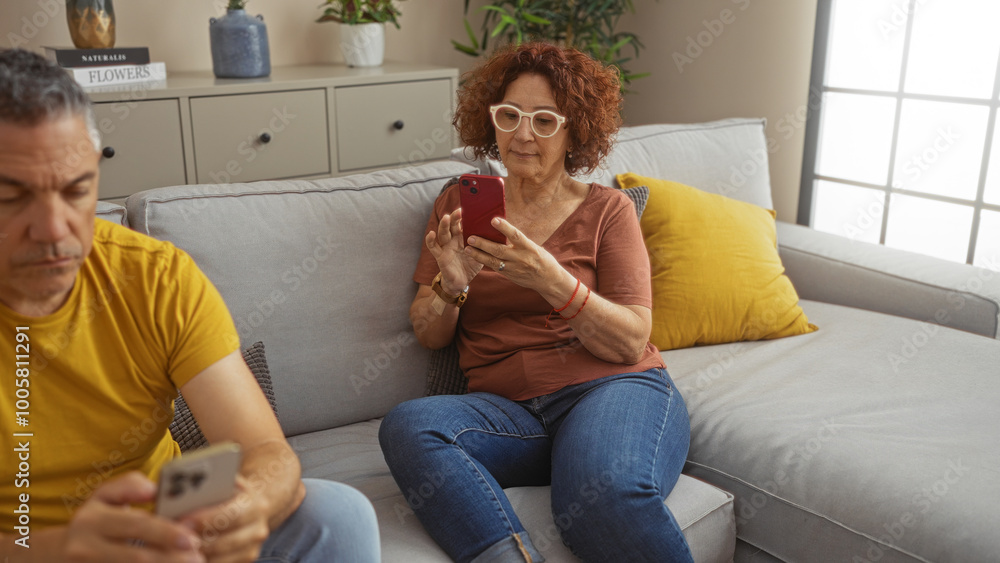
[[379, 367, 694, 563]]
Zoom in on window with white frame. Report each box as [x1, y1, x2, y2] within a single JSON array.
[[800, 0, 1000, 272]]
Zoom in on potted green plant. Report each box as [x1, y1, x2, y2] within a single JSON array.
[[210, 0, 271, 78], [452, 0, 653, 91], [317, 0, 403, 67]]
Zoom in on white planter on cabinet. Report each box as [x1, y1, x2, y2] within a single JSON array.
[[339, 22, 385, 67]]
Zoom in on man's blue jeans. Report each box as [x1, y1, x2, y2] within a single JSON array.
[[379, 367, 694, 563], [257, 478, 380, 562]]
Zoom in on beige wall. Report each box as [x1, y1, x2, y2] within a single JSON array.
[[2, 0, 477, 71], [2, 0, 817, 220], [620, 0, 819, 222]]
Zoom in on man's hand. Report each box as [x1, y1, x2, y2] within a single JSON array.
[[178, 475, 270, 563], [64, 471, 204, 562]]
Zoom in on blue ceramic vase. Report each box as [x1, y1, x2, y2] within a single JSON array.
[[209, 9, 271, 78]]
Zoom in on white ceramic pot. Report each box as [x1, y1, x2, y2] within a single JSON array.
[[339, 22, 385, 67]]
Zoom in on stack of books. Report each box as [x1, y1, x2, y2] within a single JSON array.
[[43, 46, 166, 88]]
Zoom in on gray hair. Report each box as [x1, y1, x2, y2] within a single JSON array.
[[0, 48, 101, 151]]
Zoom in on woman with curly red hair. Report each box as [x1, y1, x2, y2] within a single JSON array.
[[380, 42, 693, 562]]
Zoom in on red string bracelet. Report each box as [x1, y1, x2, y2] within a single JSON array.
[[554, 279, 581, 313], [546, 278, 581, 327], [564, 285, 591, 320]]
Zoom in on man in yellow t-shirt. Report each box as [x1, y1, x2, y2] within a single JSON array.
[[0, 49, 379, 562]]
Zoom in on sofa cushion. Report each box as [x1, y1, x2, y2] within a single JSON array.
[[619, 172, 815, 351], [290, 419, 736, 563], [620, 183, 649, 218], [668, 300, 1000, 562], [425, 342, 466, 396], [125, 161, 479, 436], [95, 200, 127, 226], [452, 118, 773, 210]]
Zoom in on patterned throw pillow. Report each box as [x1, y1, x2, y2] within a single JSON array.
[[621, 184, 649, 219], [169, 341, 278, 451]]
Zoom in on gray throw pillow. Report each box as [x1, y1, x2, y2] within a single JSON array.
[[169, 341, 278, 451], [622, 184, 649, 219], [425, 341, 467, 396], [425, 178, 469, 396], [423, 182, 651, 397]]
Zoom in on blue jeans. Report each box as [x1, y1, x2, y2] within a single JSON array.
[[379, 367, 693, 563], [257, 478, 380, 562]]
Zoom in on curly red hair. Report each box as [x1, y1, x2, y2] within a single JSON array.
[[453, 41, 623, 177]]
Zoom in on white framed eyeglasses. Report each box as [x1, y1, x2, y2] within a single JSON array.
[[489, 104, 567, 138]]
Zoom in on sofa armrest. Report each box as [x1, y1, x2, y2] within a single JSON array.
[[776, 221, 1000, 339]]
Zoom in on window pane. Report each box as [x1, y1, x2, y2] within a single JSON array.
[[812, 180, 885, 244], [816, 92, 897, 185], [826, 0, 905, 91], [892, 99, 989, 200], [885, 194, 973, 262], [975, 210, 1000, 271], [904, 0, 1000, 99], [983, 115, 1000, 206]]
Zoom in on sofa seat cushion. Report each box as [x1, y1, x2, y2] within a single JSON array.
[[668, 300, 1000, 562], [290, 419, 736, 562]]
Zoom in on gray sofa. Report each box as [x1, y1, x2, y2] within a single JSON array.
[[96, 118, 1000, 562]]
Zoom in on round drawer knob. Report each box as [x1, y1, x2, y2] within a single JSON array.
[[259, 132, 272, 144], [101, 146, 116, 159], [392, 120, 405, 131]]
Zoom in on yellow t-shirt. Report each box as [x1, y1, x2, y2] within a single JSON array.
[[0, 219, 239, 532]]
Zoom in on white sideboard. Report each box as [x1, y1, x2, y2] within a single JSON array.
[[86, 63, 458, 202]]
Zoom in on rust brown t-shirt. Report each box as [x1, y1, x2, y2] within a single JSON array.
[[414, 182, 665, 400]]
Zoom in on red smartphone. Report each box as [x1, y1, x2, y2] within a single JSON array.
[[458, 174, 506, 244]]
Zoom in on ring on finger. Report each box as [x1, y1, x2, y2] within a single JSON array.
[[498, 261, 506, 272]]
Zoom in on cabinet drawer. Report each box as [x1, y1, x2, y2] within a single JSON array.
[[190, 89, 330, 183], [335, 79, 453, 172], [93, 99, 186, 200]]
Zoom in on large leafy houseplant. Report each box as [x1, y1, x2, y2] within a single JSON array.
[[452, 0, 652, 90], [316, 0, 402, 28]]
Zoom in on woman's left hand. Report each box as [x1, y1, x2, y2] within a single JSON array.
[[466, 217, 652, 364], [464, 217, 564, 292]]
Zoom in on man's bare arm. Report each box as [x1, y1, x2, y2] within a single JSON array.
[[178, 350, 304, 559]]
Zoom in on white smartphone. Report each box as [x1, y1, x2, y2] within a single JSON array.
[[155, 442, 242, 520]]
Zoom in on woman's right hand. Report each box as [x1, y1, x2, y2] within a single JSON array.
[[425, 207, 483, 294]]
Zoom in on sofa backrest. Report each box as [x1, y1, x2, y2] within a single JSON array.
[[124, 161, 478, 437], [451, 117, 774, 210], [96, 200, 128, 226]]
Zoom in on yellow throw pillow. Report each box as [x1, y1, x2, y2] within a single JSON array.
[[617, 172, 817, 351]]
